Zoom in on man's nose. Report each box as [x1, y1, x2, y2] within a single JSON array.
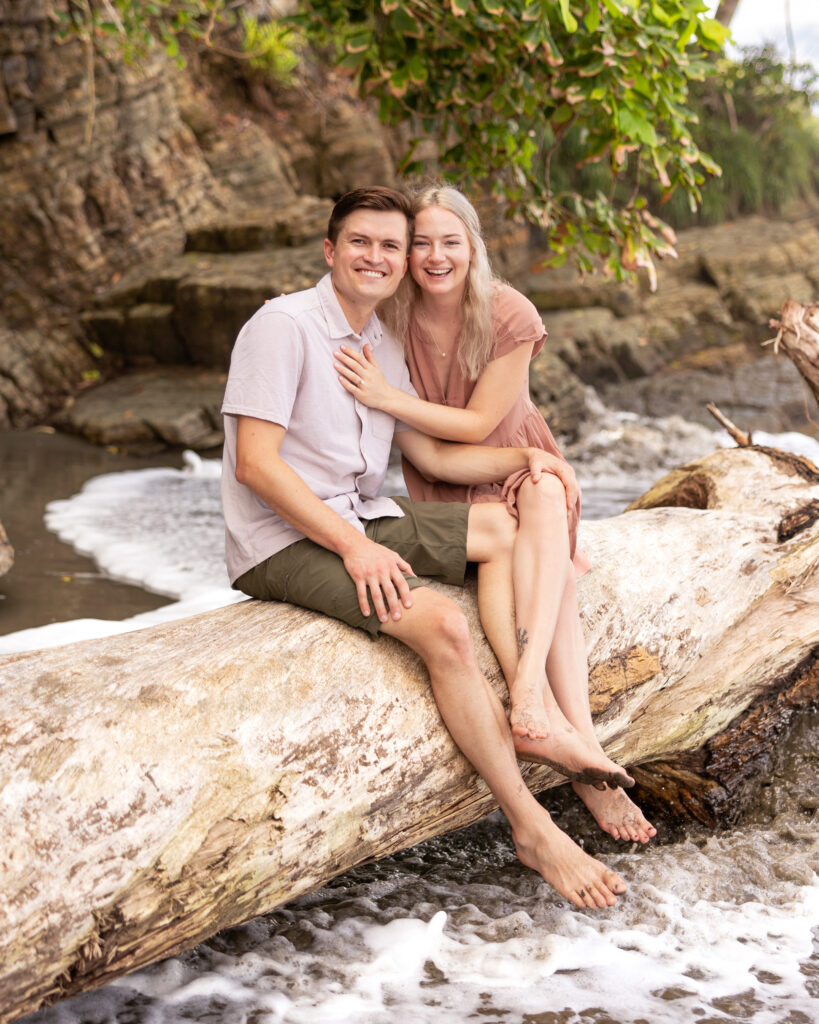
[[363, 243, 383, 262]]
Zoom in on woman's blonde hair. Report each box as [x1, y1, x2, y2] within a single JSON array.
[[380, 184, 500, 380]]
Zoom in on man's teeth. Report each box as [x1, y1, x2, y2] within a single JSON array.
[[359, 270, 385, 278]]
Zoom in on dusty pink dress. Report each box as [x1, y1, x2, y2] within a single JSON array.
[[402, 283, 589, 575]]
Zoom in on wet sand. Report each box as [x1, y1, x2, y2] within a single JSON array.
[[0, 429, 194, 636]]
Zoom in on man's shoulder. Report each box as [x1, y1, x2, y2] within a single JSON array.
[[250, 285, 322, 325]]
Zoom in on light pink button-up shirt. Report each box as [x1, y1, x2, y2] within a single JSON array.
[[221, 273, 415, 584]]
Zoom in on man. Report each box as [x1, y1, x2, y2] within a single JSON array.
[[221, 186, 626, 909]]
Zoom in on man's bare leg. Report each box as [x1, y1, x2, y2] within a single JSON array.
[[380, 585, 627, 908]]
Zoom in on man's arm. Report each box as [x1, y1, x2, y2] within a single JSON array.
[[236, 416, 415, 623], [394, 429, 579, 509]]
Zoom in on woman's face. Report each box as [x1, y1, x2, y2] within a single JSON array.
[[409, 206, 472, 301]]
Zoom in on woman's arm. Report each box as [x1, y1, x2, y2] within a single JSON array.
[[334, 341, 534, 444], [395, 429, 579, 510]]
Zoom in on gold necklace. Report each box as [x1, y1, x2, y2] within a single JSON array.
[[419, 305, 456, 359]]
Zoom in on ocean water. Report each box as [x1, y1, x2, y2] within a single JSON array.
[[5, 408, 819, 1023]]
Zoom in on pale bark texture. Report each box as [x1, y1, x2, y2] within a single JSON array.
[[767, 300, 819, 409], [0, 447, 817, 1022]]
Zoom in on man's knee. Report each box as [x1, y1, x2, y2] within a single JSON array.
[[388, 587, 473, 662]]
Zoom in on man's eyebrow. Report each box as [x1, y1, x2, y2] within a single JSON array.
[[345, 231, 405, 245]]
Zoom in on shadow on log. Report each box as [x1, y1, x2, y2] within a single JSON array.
[[0, 447, 817, 1021]]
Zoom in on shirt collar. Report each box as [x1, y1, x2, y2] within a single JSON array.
[[317, 273, 383, 348]]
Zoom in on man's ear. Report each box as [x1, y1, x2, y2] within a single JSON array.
[[323, 238, 335, 268]]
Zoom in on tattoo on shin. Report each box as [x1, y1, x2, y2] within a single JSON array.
[[516, 627, 529, 658]]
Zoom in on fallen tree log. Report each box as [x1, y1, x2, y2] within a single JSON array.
[[0, 447, 817, 1022], [766, 299, 819, 408]]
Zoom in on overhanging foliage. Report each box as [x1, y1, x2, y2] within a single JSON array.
[[294, 0, 730, 284]]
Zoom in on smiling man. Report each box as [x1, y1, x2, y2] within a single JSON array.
[[219, 186, 628, 909]]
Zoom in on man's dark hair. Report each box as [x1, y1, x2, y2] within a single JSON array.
[[327, 186, 413, 246]]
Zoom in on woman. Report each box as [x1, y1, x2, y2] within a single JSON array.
[[334, 184, 655, 843]]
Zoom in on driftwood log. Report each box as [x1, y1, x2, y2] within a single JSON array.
[[767, 299, 819, 409], [1, 447, 817, 1022]]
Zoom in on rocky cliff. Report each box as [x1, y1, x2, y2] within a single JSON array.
[[1, 2, 817, 445], [0, 1, 398, 428]]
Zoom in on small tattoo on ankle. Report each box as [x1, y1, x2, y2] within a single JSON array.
[[516, 627, 529, 657]]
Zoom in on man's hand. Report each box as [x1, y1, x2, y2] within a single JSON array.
[[342, 533, 416, 623], [527, 449, 581, 512]]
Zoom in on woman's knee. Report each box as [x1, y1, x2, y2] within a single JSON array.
[[520, 473, 567, 519]]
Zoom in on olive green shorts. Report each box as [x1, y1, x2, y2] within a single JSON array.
[[233, 497, 470, 636]]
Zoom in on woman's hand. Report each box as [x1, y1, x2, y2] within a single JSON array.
[[334, 344, 394, 411], [527, 449, 580, 511]]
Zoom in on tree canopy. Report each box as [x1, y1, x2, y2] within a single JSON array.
[[294, 0, 730, 284], [59, 0, 732, 282]]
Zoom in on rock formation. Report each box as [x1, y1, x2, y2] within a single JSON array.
[[0, 446, 816, 1023], [0, 2, 398, 429]]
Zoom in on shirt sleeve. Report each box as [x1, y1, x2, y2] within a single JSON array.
[[492, 285, 547, 361], [221, 309, 305, 427]]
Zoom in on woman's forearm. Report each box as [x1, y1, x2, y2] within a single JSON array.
[[383, 388, 492, 444]]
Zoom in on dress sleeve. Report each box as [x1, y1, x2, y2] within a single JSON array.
[[491, 285, 547, 360]]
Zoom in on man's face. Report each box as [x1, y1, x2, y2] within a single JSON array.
[[324, 210, 409, 324]]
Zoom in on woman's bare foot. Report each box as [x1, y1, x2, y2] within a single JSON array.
[[513, 814, 626, 908], [508, 680, 551, 740], [514, 717, 635, 790], [572, 781, 657, 843]]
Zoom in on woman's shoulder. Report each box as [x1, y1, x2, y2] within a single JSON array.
[[491, 283, 546, 353]]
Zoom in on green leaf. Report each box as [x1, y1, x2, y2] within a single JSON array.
[[450, 0, 471, 16], [389, 7, 423, 37], [345, 29, 372, 54], [407, 53, 428, 85], [618, 107, 658, 146], [698, 17, 730, 48], [557, 0, 578, 33], [584, 2, 601, 33]]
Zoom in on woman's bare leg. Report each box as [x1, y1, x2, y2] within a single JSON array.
[[542, 575, 656, 842], [475, 485, 631, 788], [506, 475, 571, 740], [481, 481, 655, 838]]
